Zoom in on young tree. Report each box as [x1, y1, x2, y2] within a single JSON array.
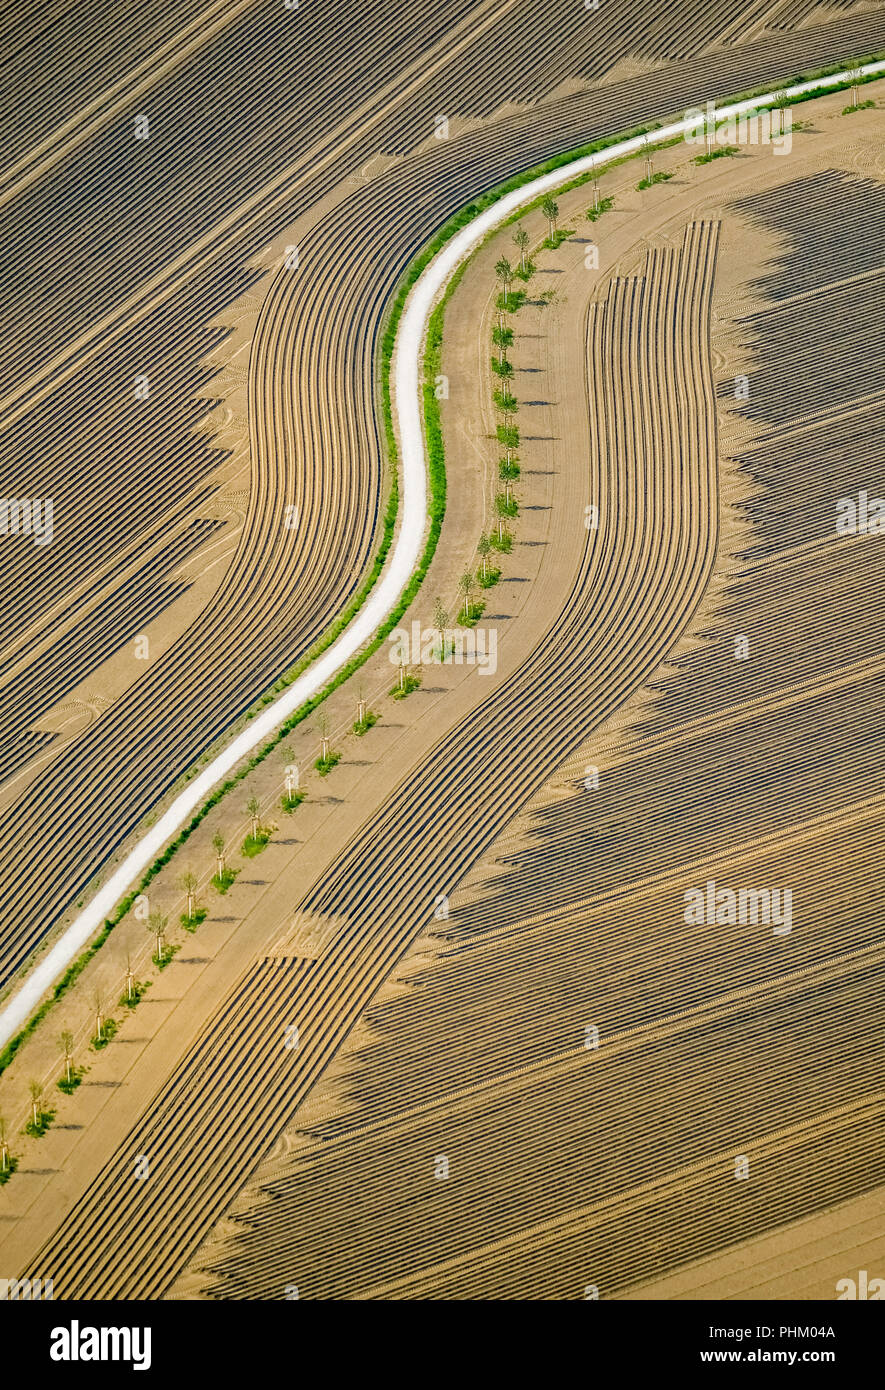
[[0, 1114, 8, 1173], [246, 796, 261, 840], [148, 910, 168, 965], [459, 571, 474, 621], [180, 870, 198, 922], [356, 684, 367, 727], [432, 597, 449, 661], [477, 534, 492, 581], [60, 1029, 74, 1083], [500, 449, 519, 481], [849, 60, 862, 108], [496, 492, 517, 529], [541, 194, 559, 240], [491, 354, 514, 380], [492, 323, 513, 352], [91, 989, 105, 1044], [493, 388, 518, 419], [29, 1080, 42, 1129], [494, 256, 513, 308], [124, 952, 135, 1002], [513, 224, 530, 274], [212, 832, 226, 879], [643, 134, 653, 183], [317, 712, 330, 763]]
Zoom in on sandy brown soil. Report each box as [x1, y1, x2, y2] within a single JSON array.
[[619, 1185, 885, 1299], [175, 89, 885, 1299], [2, 2, 882, 992], [1, 81, 883, 1298]]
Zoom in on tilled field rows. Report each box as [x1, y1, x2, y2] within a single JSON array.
[[30, 223, 722, 1297], [194, 970, 885, 1299], [1, 10, 879, 987], [0, 518, 223, 792], [175, 169, 885, 1298]]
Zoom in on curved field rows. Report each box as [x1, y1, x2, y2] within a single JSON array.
[[0, 519, 223, 783], [0, 10, 880, 990], [28, 222, 722, 1296], [184, 151, 885, 1299], [196, 983, 885, 1299], [0, 231, 381, 983]]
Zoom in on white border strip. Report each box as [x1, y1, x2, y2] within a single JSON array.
[[1, 59, 881, 1048]]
